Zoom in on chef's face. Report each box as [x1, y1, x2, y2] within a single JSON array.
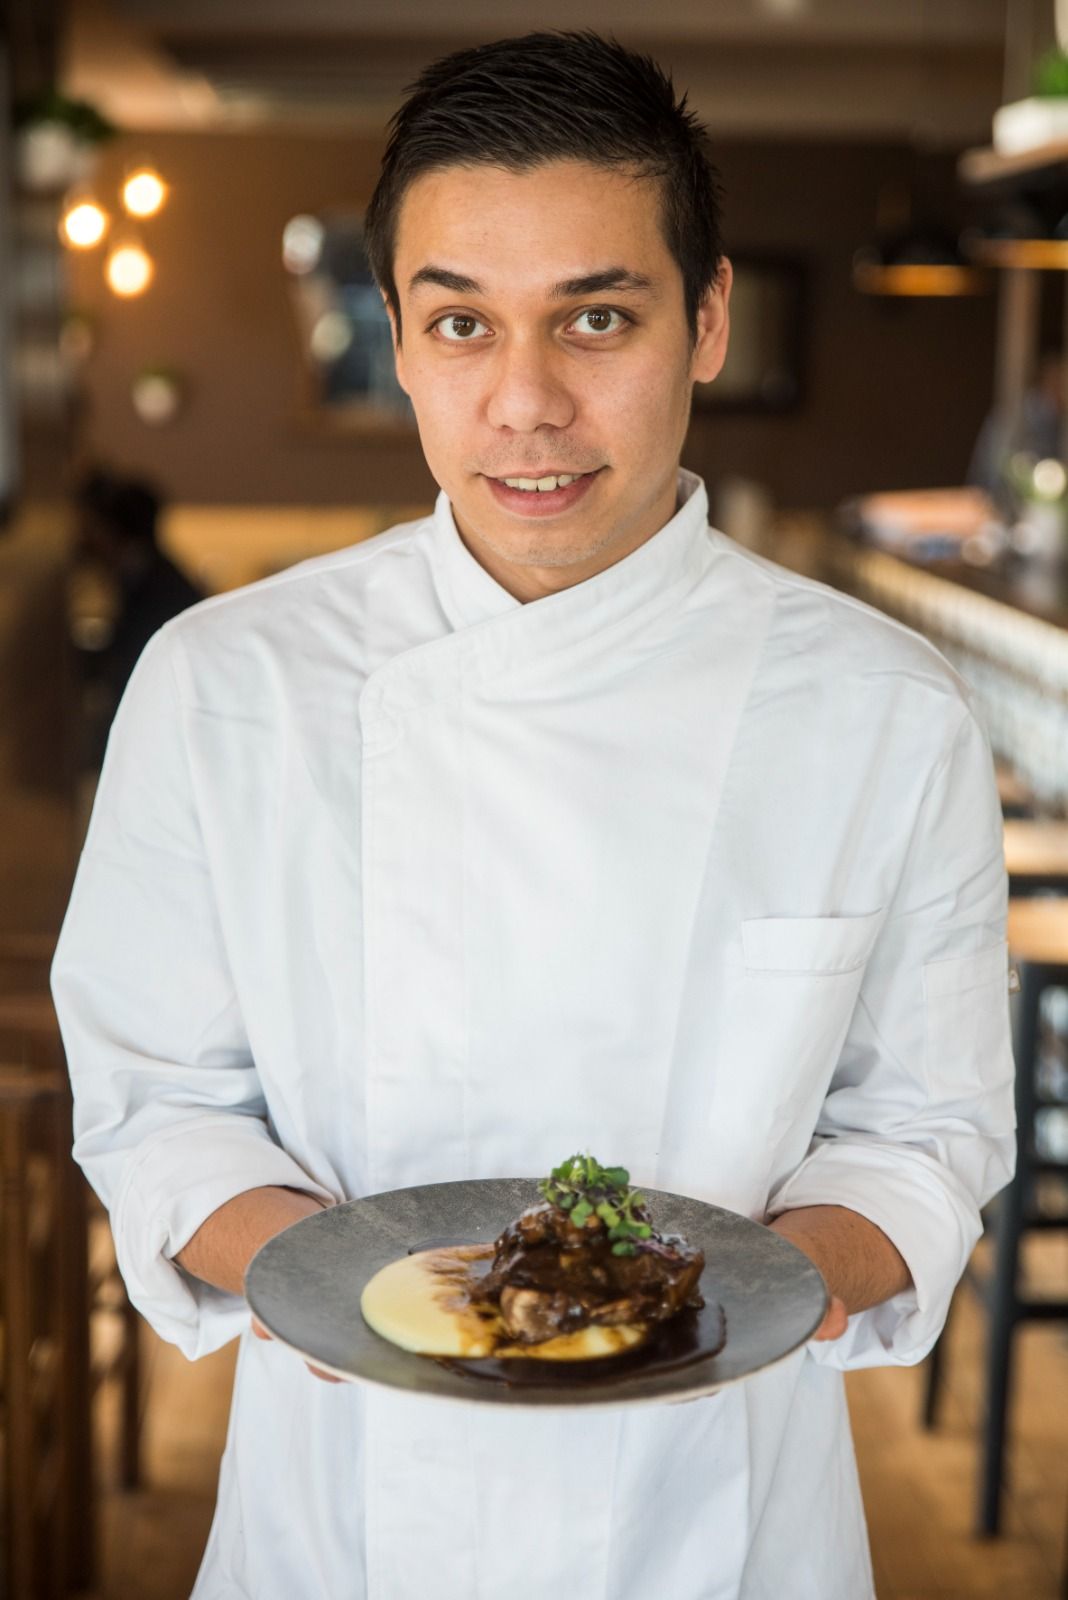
[[389, 160, 731, 601]]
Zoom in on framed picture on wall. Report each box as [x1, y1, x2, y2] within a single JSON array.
[[284, 211, 414, 430], [693, 253, 806, 414]]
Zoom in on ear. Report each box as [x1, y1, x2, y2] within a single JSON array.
[[690, 257, 732, 386], [382, 291, 409, 395]]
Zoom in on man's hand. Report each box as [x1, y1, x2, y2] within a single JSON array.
[[766, 1203, 912, 1342], [175, 1184, 329, 1294], [811, 1295, 849, 1342], [174, 1184, 343, 1382]]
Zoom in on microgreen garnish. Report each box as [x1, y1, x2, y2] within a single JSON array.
[[537, 1153, 654, 1256]]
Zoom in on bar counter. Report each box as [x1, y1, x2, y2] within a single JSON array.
[[759, 514, 1068, 816]]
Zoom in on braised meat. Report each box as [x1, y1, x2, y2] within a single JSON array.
[[479, 1198, 705, 1346]]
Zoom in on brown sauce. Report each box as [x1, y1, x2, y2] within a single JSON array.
[[435, 1300, 727, 1388], [401, 1236, 726, 1382]]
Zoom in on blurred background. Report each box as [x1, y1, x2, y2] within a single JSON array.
[[0, 1, 1066, 1596]]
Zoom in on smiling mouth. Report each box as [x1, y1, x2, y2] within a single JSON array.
[[489, 469, 601, 493]]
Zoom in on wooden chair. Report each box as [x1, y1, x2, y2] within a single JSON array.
[[0, 959, 143, 1498], [0, 932, 57, 997], [0, 1062, 90, 1598]]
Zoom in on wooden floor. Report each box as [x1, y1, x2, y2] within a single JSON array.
[[86, 1234, 1067, 1600]]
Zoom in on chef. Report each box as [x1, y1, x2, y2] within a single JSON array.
[[52, 30, 1015, 1600]]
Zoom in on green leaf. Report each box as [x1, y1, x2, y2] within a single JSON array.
[[603, 1166, 630, 1188], [611, 1241, 638, 1257], [595, 1202, 620, 1226], [1034, 47, 1068, 97], [570, 1200, 593, 1227], [559, 1193, 575, 1209]]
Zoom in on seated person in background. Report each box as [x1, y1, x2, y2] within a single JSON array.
[[73, 467, 205, 745]]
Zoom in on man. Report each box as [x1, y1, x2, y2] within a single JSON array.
[[52, 31, 1014, 1600]]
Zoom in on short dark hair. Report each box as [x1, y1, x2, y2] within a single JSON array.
[[364, 30, 725, 348]]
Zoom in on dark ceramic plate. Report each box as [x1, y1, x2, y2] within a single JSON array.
[[245, 1178, 828, 1408]]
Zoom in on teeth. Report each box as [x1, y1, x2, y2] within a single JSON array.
[[502, 473, 579, 492]]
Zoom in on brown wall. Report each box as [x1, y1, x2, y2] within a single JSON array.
[[69, 129, 997, 513], [689, 141, 998, 508]]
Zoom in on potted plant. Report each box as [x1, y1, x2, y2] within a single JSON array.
[[13, 89, 116, 194]]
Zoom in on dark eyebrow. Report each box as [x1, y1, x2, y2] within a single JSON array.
[[407, 265, 659, 300], [547, 268, 657, 300], [409, 266, 482, 295]]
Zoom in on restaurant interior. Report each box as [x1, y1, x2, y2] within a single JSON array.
[[1, 0, 1067, 1594]]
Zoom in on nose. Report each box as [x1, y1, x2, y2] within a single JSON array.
[[484, 334, 575, 434]]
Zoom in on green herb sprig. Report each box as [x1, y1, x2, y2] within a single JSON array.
[[537, 1153, 653, 1257]]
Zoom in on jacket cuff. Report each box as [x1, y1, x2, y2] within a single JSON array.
[[108, 1114, 337, 1361], [766, 1137, 985, 1370]]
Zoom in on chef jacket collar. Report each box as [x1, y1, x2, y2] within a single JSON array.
[[361, 468, 716, 727], [428, 466, 712, 637]]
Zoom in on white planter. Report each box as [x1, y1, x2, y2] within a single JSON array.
[[14, 123, 98, 194], [993, 96, 1068, 156]]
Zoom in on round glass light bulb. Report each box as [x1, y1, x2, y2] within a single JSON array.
[[61, 199, 109, 249], [123, 169, 167, 218], [1033, 457, 1067, 499], [283, 214, 324, 275], [106, 244, 154, 297], [310, 310, 354, 361]]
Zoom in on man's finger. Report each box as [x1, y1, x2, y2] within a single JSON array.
[[811, 1295, 849, 1342], [251, 1313, 342, 1380]]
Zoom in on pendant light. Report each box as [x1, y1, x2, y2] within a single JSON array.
[[853, 177, 988, 298]]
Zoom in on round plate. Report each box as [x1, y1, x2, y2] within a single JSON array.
[[245, 1178, 828, 1408]]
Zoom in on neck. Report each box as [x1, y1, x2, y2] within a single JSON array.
[[454, 478, 680, 604]]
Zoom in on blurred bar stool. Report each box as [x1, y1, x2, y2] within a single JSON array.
[[1003, 820, 1068, 897], [924, 898, 1068, 1545], [0, 1062, 87, 1598], [922, 818, 1068, 1427]]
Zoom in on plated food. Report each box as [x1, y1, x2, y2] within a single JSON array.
[[361, 1154, 707, 1363], [246, 1176, 828, 1406]]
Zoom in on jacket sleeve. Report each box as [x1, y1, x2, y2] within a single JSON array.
[[51, 623, 336, 1361], [766, 701, 1016, 1368]]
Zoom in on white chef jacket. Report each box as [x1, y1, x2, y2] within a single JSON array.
[[52, 468, 1015, 1600]]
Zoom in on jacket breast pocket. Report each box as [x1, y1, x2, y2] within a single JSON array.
[[725, 909, 883, 1120], [708, 910, 884, 1206]]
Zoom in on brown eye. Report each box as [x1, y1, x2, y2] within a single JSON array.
[[437, 314, 488, 342], [574, 308, 626, 335]]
